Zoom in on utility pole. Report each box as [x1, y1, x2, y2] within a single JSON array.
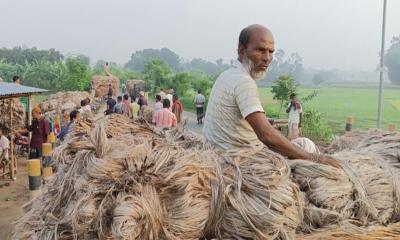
[[377, 0, 387, 128]]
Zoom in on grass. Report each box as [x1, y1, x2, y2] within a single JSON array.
[[259, 87, 400, 134]]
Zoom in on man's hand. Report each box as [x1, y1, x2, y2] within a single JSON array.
[[318, 155, 342, 169]]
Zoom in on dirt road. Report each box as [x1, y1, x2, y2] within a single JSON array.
[[0, 156, 30, 240]]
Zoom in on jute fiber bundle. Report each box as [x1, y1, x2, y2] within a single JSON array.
[[217, 149, 303, 239], [296, 221, 400, 240], [14, 114, 303, 240], [126, 79, 146, 95], [325, 129, 386, 154], [39, 91, 90, 113], [0, 98, 26, 129], [291, 150, 400, 231], [356, 131, 400, 169]]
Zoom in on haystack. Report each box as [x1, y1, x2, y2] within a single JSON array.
[[14, 114, 303, 240], [0, 98, 26, 129], [91, 75, 119, 97]]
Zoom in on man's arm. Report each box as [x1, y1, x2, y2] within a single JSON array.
[[246, 112, 341, 168], [286, 102, 292, 113], [0, 148, 6, 161]]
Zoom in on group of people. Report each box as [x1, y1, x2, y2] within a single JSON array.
[[105, 91, 147, 119]]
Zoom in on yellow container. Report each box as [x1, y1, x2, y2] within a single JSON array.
[[42, 143, 52, 157], [47, 132, 56, 143], [42, 167, 53, 179], [388, 124, 397, 132], [28, 159, 41, 176]]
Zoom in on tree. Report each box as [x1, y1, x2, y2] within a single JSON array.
[[63, 56, 92, 91], [143, 59, 172, 93], [271, 74, 299, 116], [0, 47, 63, 65], [125, 48, 182, 72], [184, 58, 229, 75], [171, 73, 192, 96], [384, 36, 400, 85], [259, 49, 304, 86]]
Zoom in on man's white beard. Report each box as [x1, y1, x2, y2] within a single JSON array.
[[241, 55, 267, 81]]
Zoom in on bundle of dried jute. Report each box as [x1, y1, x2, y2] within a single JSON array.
[[291, 150, 400, 231], [14, 115, 304, 240]]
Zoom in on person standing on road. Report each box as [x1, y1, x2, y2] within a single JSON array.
[[194, 89, 206, 125], [122, 94, 132, 118], [137, 91, 148, 109], [172, 95, 184, 124], [286, 93, 302, 140], [165, 89, 173, 110], [152, 99, 177, 129], [106, 93, 116, 113], [158, 88, 166, 100], [130, 96, 140, 119], [203, 24, 340, 168], [16, 107, 50, 159], [154, 94, 163, 111]]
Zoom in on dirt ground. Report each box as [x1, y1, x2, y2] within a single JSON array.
[[0, 155, 30, 240]]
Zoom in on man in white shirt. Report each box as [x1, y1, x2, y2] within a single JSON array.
[[158, 88, 166, 100], [286, 93, 302, 140], [203, 24, 340, 168], [165, 89, 173, 110], [0, 128, 10, 168], [154, 94, 163, 111], [194, 89, 206, 124]]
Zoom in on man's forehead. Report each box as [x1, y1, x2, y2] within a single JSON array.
[[248, 30, 274, 46]]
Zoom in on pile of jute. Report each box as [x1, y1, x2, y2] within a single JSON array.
[[13, 114, 303, 240], [91, 75, 119, 98], [125, 79, 146, 96], [0, 98, 26, 129], [325, 129, 387, 154], [39, 91, 90, 113], [291, 130, 400, 232]]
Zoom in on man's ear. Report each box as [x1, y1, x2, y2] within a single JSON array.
[[238, 44, 245, 59]]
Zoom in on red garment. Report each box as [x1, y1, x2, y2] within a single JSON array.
[[172, 100, 184, 113], [28, 118, 50, 149], [123, 100, 132, 117]]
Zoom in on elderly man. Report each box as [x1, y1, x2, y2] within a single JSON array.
[[203, 24, 340, 168]]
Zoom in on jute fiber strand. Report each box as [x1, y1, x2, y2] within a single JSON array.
[[356, 131, 400, 169], [216, 148, 303, 240], [13, 114, 303, 240], [325, 129, 387, 154], [290, 150, 400, 231], [296, 221, 400, 240]]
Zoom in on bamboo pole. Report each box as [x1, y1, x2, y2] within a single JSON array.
[[9, 99, 15, 180]]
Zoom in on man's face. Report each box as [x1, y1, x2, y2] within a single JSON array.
[[76, 113, 81, 121], [32, 111, 40, 120], [239, 30, 275, 80]]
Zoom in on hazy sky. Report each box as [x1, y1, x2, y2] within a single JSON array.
[[1, 0, 399, 71]]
